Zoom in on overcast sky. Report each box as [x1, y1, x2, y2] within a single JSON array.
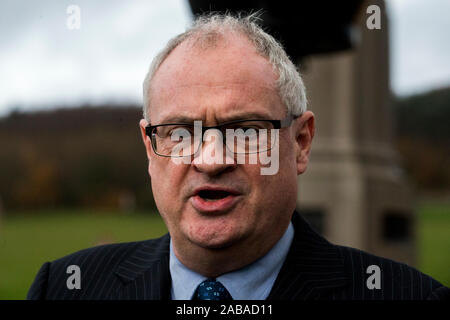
[[0, 0, 449, 117]]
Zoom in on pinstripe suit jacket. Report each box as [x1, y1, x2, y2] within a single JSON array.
[[27, 211, 449, 300]]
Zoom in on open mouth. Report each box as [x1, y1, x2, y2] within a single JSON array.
[[197, 190, 233, 201], [191, 187, 241, 213]]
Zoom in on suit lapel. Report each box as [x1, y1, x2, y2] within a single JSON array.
[[267, 211, 348, 300], [114, 234, 172, 299], [112, 211, 348, 300]]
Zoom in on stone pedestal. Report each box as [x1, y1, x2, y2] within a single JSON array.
[[297, 0, 416, 266]]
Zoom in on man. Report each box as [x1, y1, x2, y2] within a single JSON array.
[[28, 13, 449, 300]]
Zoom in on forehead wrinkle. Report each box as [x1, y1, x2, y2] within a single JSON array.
[[154, 80, 279, 106], [151, 80, 284, 124], [149, 79, 279, 118], [152, 100, 277, 125]]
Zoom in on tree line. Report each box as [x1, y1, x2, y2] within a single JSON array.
[[0, 87, 449, 214], [0, 105, 156, 214]]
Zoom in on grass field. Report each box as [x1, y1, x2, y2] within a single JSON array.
[[0, 210, 168, 299], [416, 201, 450, 288], [0, 204, 448, 299]]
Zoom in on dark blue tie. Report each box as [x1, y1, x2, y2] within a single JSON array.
[[194, 279, 233, 300]]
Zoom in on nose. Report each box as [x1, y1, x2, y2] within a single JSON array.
[[192, 129, 237, 176]]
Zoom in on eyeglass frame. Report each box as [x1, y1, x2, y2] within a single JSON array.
[[145, 113, 301, 157]]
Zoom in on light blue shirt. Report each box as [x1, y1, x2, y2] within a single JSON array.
[[169, 222, 294, 300]]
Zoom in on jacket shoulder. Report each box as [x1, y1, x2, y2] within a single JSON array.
[[334, 244, 449, 300], [27, 234, 169, 300], [50, 238, 149, 269]]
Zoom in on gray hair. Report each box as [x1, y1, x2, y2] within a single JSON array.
[[142, 12, 307, 122]]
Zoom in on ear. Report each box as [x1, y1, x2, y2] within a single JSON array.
[[139, 119, 153, 162], [294, 111, 315, 175]]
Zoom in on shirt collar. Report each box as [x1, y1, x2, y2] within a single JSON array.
[[169, 222, 294, 300]]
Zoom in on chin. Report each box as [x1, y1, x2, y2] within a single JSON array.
[[186, 226, 244, 250], [180, 207, 250, 248], [195, 237, 239, 250]]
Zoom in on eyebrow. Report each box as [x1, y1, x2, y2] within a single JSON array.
[[156, 111, 274, 125]]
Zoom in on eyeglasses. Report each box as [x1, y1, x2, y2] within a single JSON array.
[[145, 114, 299, 157]]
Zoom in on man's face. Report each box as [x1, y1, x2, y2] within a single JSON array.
[[140, 34, 313, 257]]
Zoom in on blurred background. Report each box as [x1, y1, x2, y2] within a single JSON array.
[[0, 0, 449, 299]]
